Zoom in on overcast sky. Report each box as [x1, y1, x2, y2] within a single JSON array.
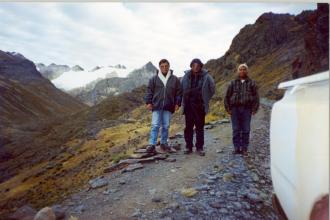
[[0, 2, 316, 76]]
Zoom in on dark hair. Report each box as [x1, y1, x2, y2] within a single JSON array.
[[190, 58, 203, 68], [159, 59, 170, 66]]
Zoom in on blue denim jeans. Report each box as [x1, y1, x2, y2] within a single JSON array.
[[231, 106, 252, 150], [149, 110, 172, 145]]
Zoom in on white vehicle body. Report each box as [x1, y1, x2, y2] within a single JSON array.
[[270, 71, 329, 220]]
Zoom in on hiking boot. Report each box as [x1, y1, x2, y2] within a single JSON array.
[[160, 144, 170, 152], [242, 148, 248, 156], [196, 149, 205, 156], [184, 149, 193, 154], [232, 149, 241, 155], [146, 145, 156, 154]]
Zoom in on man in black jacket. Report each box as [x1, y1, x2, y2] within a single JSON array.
[[224, 63, 259, 156], [181, 58, 215, 156], [144, 59, 182, 153]]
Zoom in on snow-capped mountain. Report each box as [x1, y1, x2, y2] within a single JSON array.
[[68, 62, 157, 105], [52, 65, 131, 90]]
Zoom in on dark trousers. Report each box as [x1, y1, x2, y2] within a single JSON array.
[[231, 106, 252, 150], [184, 108, 205, 150]]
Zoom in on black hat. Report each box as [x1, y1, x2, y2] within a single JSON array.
[[190, 58, 203, 68]]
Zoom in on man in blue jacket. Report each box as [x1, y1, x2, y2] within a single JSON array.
[[144, 59, 182, 153], [181, 58, 215, 156]]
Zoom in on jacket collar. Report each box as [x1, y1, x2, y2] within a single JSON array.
[[157, 69, 173, 76], [235, 76, 251, 81]]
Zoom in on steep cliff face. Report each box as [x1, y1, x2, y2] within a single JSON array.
[[205, 3, 329, 100], [292, 3, 329, 79]]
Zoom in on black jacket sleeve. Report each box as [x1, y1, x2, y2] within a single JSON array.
[[144, 77, 154, 104], [224, 81, 233, 112], [175, 77, 182, 106]]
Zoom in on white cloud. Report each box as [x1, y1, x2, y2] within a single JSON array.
[[0, 2, 316, 77]]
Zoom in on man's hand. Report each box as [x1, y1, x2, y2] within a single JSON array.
[[227, 110, 232, 115], [175, 105, 180, 111], [146, 104, 153, 111], [252, 111, 257, 115]]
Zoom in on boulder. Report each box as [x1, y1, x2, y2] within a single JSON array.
[[33, 207, 56, 220]]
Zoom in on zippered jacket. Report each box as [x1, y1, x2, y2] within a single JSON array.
[[224, 76, 259, 113], [181, 69, 215, 114], [144, 70, 182, 113]]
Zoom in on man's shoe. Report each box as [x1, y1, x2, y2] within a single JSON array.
[[232, 149, 240, 154], [160, 144, 170, 152], [242, 149, 248, 156], [146, 145, 156, 154], [197, 150, 205, 156], [184, 149, 193, 154]]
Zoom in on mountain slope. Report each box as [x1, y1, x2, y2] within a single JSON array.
[[205, 3, 329, 102], [0, 50, 87, 157], [0, 51, 86, 126], [0, 85, 153, 219], [292, 3, 329, 79]]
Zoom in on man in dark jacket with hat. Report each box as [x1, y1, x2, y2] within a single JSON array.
[[144, 59, 182, 153], [181, 58, 215, 156]]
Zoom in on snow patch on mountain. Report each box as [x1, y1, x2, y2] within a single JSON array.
[[52, 65, 131, 90]]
